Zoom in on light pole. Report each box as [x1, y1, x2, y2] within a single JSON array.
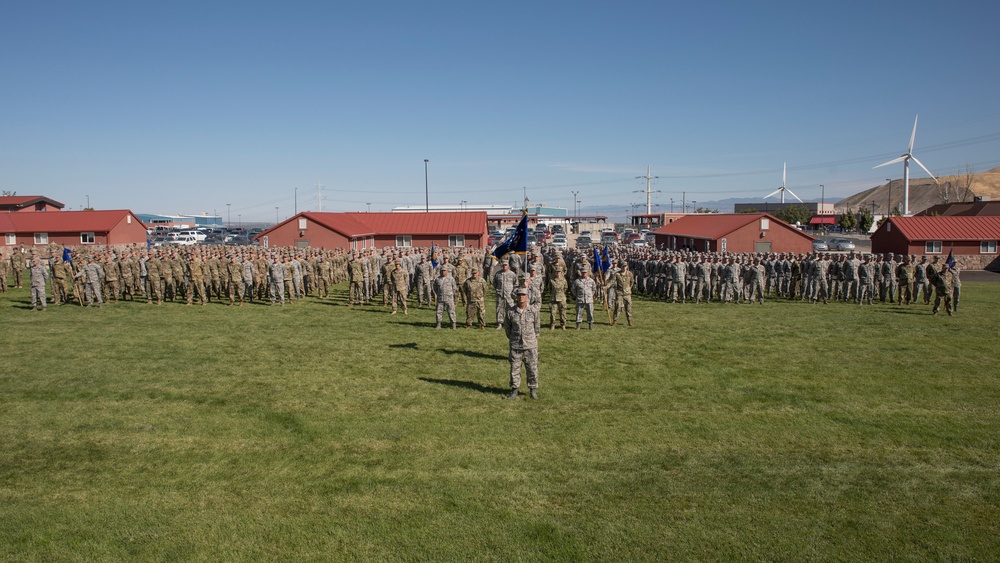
[[424, 159, 430, 212], [275, 207, 279, 224], [692, 201, 697, 213], [571, 191, 579, 218], [227, 203, 231, 227], [820, 184, 825, 214], [670, 198, 674, 213]]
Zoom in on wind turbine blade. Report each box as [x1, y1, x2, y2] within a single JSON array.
[[784, 188, 804, 204], [908, 115, 919, 153], [763, 189, 782, 200], [910, 155, 939, 185], [782, 162, 787, 188], [874, 156, 906, 169]]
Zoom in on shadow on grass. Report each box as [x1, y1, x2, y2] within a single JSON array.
[[418, 377, 507, 396], [438, 348, 506, 361], [389, 342, 419, 349]]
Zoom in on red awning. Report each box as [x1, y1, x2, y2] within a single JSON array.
[[809, 216, 836, 225]]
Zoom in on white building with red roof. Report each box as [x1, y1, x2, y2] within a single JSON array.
[[652, 213, 816, 254], [0, 209, 147, 250], [255, 211, 488, 250], [0, 195, 65, 213], [871, 216, 1000, 270]]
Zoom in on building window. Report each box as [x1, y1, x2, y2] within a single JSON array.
[[81, 232, 95, 244], [396, 235, 412, 247], [298, 218, 307, 230], [982, 241, 998, 254], [34, 233, 48, 245], [4, 234, 14, 245], [925, 241, 942, 254], [350, 239, 358, 251], [721, 238, 727, 253], [448, 235, 465, 247], [760, 218, 770, 230]]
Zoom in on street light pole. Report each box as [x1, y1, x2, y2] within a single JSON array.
[[227, 203, 231, 227], [571, 191, 579, 218], [424, 159, 430, 212]]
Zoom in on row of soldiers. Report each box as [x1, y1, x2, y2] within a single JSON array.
[[6, 243, 961, 317], [615, 249, 960, 314]]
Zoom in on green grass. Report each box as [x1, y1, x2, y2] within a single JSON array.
[[1, 283, 999, 561]]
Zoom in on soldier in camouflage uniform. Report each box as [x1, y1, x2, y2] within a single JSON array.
[[504, 287, 539, 400], [546, 265, 568, 330], [432, 266, 458, 329], [462, 267, 488, 328]]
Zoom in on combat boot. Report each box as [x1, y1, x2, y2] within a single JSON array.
[[576, 322, 581, 330], [506, 388, 518, 400], [529, 389, 538, 400]]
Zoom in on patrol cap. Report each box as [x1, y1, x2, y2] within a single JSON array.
[[514, 288, 529, 296]]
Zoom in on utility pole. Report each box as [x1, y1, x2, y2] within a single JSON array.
[[227, 203, 231, 227], [316, 182, 325, 212], [682, 192, 686, 214], [885, 178, 892, 215], [634, 165, 660, 214], [571, 191, 579, 218], [670, 198, 674, 213]]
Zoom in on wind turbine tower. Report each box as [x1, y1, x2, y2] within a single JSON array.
[[763, 163, 803, 204], [873, 115, 938, 216]]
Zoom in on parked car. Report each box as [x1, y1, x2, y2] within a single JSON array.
[[551, 234, 568, 249], [576, 235, 592, 249], [812, 239, 830, 252], [827, 237, 856, 251]]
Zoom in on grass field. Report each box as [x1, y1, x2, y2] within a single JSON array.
[[1, 282, 999, 561]]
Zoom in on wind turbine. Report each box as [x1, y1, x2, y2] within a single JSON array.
[[764, 163, 803, 204], [873, 115, 938, 216]]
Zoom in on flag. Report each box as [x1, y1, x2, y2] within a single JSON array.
[[592, 247, 601, 274], [62, 247, 72, 264], [945, 248, 955, 270], [430, 243, 438, 268], [492, 210, 529, 260], [601, 246, 612, 273]]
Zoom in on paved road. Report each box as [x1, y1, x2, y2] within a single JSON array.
[[962, 270, 1000, 282]]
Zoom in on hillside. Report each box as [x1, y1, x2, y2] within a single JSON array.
[[836, 166, 1000, 214]]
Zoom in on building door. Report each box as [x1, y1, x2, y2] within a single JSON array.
[[296, 240, 309, 249], [755, 241, 771, 254]]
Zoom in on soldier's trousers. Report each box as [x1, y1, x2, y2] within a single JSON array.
[[575, 302, 594, 325], [31, 284, 46, 309], [549, 301, 566, 327], [898, 282, 912, 304], [436, 300, 456, 327], [912, 281, 927, 304], [350, 281, 364, 304], [53, 278, 69, 304], [85, 281, 104, 305], [509, 346, 538, 390], [146, 278, 162, 302], [614, 295, 632, 322], [857, 281, 874, 304], [842, 280, 856, 302], [189, 279, 207, 304], [466, 299, 485, 326], [933, 288, 952, 314]]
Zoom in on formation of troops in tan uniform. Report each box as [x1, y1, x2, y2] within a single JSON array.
[[4, 241, 961, 318]]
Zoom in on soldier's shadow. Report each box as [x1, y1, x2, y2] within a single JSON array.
[[418, 377, 507, 396], [438, 348, 506, 361]]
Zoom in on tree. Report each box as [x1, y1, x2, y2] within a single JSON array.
[[772, 205, 812, 226], [858, 207, 874, 233], [736, 208, 758, 214], [837, 211, 857, 232]]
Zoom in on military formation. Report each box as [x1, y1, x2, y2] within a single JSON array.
[[4, 240, 962, 318]]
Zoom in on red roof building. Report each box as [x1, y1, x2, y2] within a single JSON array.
[[0, 210, 147, 249], [871, 216, 1000, 270], [652, 213, 816, 254], [255, 211, 489, 250], [0, 195, 65, 213]]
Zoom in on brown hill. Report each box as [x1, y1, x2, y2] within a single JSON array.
[[836, 166, 1000, 214]]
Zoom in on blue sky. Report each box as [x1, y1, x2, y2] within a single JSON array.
[[3, 0, 999, 222]]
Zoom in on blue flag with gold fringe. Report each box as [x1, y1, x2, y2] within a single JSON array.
[[492, 209, 529, 260]]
